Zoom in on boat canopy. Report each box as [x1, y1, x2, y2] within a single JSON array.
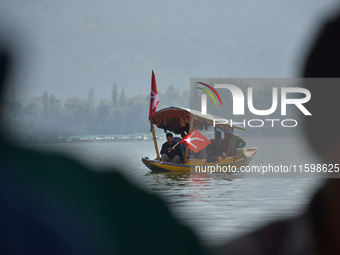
[[150, 106, 246, 136]]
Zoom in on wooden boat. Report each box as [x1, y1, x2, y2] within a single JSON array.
[[142, 106, 257, 172]]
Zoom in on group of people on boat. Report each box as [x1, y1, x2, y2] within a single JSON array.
[[200, 130, 246, 163], [160, 130, 246, 164]]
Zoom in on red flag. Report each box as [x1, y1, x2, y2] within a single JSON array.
[[179, 129, 211, 153], [148, 70, 159, 120]]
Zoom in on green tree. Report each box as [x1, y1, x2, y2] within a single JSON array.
[[178, 90, 190, 108], [112, 84, 118, 108], [119, 87, 127, 109], [64, 97, 95, 135], [110, 106, 126, 134], [126, 95, 149, 133], [96, 99, 113, 134], [158, 84, 180, 108], [42, 91, 49, 120], [87, 87, 95, 105], [48, 94, 64, 138], [23, 96, 44, 138]]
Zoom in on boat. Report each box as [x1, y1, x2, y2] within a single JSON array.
[[141, 106, 257, 172]]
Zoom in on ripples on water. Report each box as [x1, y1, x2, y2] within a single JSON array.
[[23, 135, 324, 245]]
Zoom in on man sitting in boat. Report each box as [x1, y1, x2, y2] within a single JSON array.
[[160, 133, 182, 163], [206, 131, 225, 162], [225, 133, 246, 156], [232, 134, 246, 155], [189, 148, 207, 160]]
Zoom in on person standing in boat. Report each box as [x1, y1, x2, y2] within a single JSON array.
[[160, 133, 182, 163]]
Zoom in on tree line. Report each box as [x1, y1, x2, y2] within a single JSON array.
[[1, 84, 189, 140], [1, 80, 303, 140]]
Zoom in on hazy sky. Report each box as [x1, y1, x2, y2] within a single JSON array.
[[1, 0, 339, 102]]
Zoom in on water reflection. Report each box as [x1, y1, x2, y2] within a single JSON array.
[[23, 137, 323, 245]]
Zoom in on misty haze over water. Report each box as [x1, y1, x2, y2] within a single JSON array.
[[0, 0, 339, 103], [1, 2, 339, 253]]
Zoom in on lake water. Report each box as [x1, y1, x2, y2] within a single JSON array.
[[24, 134, 324, 246]]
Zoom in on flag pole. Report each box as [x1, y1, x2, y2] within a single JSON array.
[[169, 142, 180, 153], [150, 116, 161, 161], [171, 142, 180, 148], [184, 115, 194, 163]]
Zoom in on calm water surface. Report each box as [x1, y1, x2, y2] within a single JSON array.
[[25, 135, 323, 246]]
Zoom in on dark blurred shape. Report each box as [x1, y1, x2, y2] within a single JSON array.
[[0, 48, 10, 94], [303, 14, 340, 162], [0, 47, 212, 254], [303, 15, 340, 78], [218, 9, 340, 255]]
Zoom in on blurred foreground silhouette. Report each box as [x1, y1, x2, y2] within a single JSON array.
[[3, 7, 340, 255], [219, 10, 340, 255], [0, 49, 212, 254]]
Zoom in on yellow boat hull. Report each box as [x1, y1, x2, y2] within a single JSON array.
[[142, 147, 258, 172]]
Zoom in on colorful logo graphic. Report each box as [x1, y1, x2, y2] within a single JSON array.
[[196, 82, 223, 106]]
